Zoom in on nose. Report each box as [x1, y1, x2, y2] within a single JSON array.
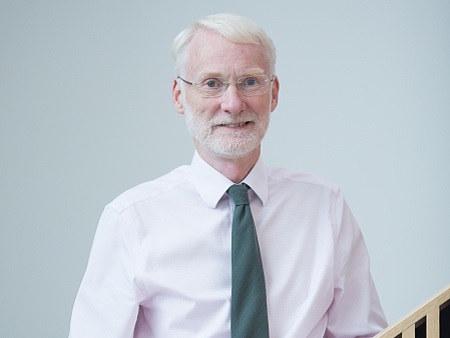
[[219, 84, 246, 114]]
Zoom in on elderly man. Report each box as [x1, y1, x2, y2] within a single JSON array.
[[69, 13, 387, 337]]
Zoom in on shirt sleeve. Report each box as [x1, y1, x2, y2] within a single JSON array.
[[326, 189, 388, 338], [69, 206, 142, 338]]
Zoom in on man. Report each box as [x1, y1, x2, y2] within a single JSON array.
[[69, 13, 387, 337]]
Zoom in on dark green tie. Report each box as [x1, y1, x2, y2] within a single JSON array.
[[227, 184, 269, 338]]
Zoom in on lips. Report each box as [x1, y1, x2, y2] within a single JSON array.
[[217, 121, 251, 128]]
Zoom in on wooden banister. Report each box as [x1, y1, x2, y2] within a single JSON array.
[[374, 285, 450, 338]]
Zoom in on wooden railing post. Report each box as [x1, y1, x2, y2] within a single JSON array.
[[426, 306, 439, 338], [374, 285, 450, 338], [403, 325, 415, 338]]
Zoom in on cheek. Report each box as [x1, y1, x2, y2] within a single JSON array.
[[249, 95, 273, 114], [185, 92, 222, 116], [185, 91, 206, 111]]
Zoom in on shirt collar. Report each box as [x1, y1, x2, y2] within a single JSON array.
[[191, 152, 268, 208]]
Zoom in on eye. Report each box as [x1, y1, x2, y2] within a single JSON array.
[[240, 77, 261, 88], [244, 78, 257, 86], [202, 78, 223, 88]]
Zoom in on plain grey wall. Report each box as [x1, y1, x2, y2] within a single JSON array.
[[1, 1, 449, 336]]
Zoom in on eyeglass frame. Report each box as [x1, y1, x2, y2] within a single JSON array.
[[177, 74, 275, 98]]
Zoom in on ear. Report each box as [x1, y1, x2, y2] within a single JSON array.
[[172, 79, 185, 114], [270, 75, 280, 112]]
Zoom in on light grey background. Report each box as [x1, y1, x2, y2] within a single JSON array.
[[1, 1, 449, 337]]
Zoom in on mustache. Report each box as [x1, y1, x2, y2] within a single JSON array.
[[210, 112, 258, 125]]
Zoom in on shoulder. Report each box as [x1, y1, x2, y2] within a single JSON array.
[[266, 166, 340, 196], [106, 165, 192, 213]]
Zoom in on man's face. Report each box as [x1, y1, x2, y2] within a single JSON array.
[[173, 29, 279, 160]]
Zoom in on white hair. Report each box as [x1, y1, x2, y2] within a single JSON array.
[[171, 13, 276, 76]]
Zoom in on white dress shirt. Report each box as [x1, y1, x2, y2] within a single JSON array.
[[69, 152, 387, 337]]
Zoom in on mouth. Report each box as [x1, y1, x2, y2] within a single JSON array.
[[217, 121, 252, 128]]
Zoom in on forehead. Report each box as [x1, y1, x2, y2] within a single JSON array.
[[185, 29, 270, 78]]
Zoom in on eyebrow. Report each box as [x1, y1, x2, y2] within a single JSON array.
[[196, 68, 266, 79], [196, 71, 223, 79]]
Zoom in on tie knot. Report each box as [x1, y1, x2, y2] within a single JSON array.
[[227, 184, 250, 206]]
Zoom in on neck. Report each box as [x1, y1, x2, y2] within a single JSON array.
[[196, 146, 261, 183]]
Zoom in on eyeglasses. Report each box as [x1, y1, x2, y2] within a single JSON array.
[[177, 74, 274, 98]]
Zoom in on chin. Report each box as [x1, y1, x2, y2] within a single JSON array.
[[212, 150, 251, 160], [192, 125, 267, 160], [208, 140, 261, 160]]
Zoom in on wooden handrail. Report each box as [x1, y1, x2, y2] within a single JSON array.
[[374, 285, 450, 338]]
